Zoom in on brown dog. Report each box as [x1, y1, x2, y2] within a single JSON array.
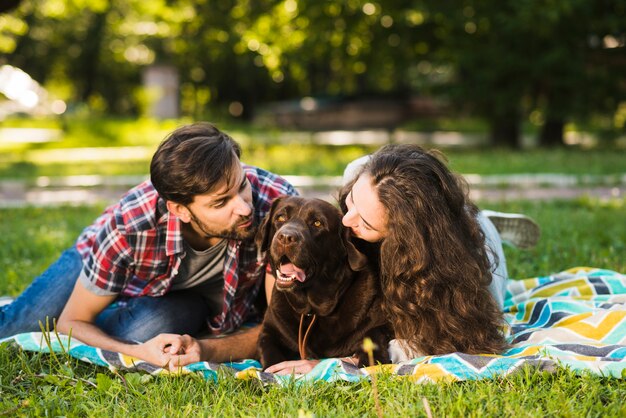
[[256, 196, 392, 369]]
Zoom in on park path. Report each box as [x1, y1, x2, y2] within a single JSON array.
[[0, 173, 624, 208], [2, 127, 624, 206]]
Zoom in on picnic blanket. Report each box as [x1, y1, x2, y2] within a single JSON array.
[[2, 267, 625, 384]]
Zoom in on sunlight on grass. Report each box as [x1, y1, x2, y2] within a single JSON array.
[[25, 147, 154, 163], [2, 143, 626, 180], [1, 117, 626, 181]]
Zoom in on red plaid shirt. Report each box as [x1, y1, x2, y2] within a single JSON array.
[[75, 165, 297, 334]]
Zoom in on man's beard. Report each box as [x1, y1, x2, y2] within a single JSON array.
[[189, 212, 257, 241]]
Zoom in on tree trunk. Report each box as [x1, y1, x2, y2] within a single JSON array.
[[0, 0, 21, 13], [539, 116, 565, 147], [488, 114, 520, 148], [78, 10, 110, 102]]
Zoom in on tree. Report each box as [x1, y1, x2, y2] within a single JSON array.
[[0, 0, 21, 14], [430, 0, 626, 147], [525, 0, 626, 146], [2, 0, 623, 142]]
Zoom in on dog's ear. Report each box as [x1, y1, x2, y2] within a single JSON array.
[[342, 227, 368, 271], [256, 196, 283, 253]]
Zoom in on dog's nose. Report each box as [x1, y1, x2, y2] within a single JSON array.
[[276, 228, 300, 245]]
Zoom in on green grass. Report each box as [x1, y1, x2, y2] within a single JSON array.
[[491, 198, 626, 278], [1, 345, 625, 416], [444, 148, 626, 177], [1, 198, 625, 416]]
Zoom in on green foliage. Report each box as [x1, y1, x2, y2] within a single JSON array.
[[429, 0, 626, 146], [2, 0, 624, 146]]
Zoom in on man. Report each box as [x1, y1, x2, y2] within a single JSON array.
[[0, 123, 296, 367]]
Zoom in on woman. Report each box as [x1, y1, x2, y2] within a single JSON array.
[[266, 144, 511, 374]]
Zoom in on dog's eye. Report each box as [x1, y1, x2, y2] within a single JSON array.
[[313, 220, 322, 228], [276, 214, 286, 223]]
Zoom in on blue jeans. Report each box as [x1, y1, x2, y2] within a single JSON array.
[[0, 247, 211, 342]]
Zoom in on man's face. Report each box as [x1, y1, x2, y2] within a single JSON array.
[[184, 163, 255, 241]]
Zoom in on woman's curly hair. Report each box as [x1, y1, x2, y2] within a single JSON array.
[[339, 144, 506, 355]]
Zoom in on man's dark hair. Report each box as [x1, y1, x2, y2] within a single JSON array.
[[150, 122, 242, 205]]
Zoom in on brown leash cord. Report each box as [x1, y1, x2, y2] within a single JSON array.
[[298, 313, 317, 360]]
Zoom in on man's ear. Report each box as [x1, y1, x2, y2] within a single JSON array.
[[255, 197, 283, 253], [166, 200, 192, 223], [342, 227, 368, 271]]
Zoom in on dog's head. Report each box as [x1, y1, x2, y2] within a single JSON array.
[[256, 196, 368, 308]]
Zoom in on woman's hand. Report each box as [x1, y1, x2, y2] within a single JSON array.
[[264, 359, 321, 375]]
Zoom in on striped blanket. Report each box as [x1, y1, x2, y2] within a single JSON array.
[[2, 267, 625, 384]]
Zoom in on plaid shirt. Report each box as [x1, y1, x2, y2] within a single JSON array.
[[75, 165, 297, 334]]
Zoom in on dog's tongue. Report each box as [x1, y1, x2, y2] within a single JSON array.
[[279, 263, 307, 282]]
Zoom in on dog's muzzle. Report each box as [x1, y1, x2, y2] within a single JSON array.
[[272, 224, 309, 289]]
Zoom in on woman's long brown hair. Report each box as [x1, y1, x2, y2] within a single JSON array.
[[339, 144, 506, 355]]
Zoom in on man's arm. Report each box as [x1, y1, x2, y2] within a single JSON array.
[[57, 280, 171, 367], [198, 325, 261, 362], [154, 272, 277, 370], [155, 325, 261, 370]]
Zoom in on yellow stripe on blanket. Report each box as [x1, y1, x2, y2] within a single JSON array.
[[362, 364, 396, 375], [509, 345, 545, 357], [119, 353, 142, 368], [517, 300, 537, 322], [558, 311, 626, 340], [532, 278, 595, 298], [507, 278, 541, 296], [236, 368, 260, 380], [408, 363, 458, 383], [563, 267, 598, 274]]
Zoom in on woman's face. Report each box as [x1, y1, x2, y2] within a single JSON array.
[[342, 174, 388, 242]]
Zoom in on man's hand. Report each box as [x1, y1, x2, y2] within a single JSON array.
[[140, 325, 261, 371], [132, 335, 176, 368], [264, 359, 321, 375], [141, 334, 205, 372]]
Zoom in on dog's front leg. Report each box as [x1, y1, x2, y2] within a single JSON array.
[[258, 322, 295, 369], [354, 326, 393, 366]]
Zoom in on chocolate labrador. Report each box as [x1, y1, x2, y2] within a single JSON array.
[[256, 196, 392, 369]]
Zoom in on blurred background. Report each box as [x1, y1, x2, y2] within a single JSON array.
[[0, 0, 625, 205]]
